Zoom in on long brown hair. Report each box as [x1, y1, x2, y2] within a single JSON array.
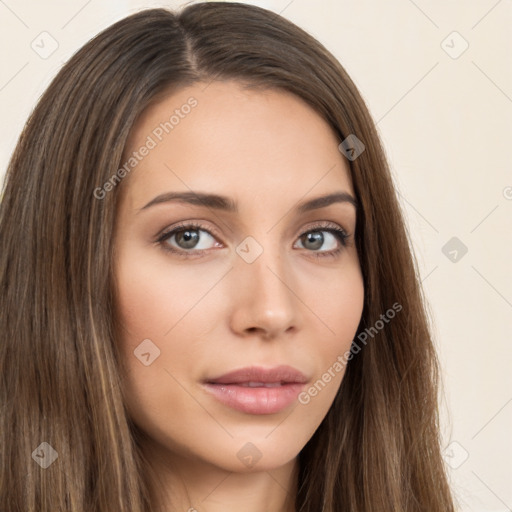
[[0, 3, 455, 510]]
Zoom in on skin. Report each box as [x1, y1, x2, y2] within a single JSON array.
[[112, 80, 365, 512]]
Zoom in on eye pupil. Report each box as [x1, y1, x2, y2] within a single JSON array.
[[303, 231, 324, 250]]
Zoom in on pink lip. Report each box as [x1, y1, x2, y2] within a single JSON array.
[[206, 365, 308, 385], [202, 365, 308, 415]]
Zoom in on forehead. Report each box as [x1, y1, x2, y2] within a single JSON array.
[[120, 80, 353, 208]]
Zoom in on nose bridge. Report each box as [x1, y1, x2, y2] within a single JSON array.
[[230, 232, 300, 337]]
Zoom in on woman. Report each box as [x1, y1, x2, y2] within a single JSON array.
[[0, 2, 456, 511]]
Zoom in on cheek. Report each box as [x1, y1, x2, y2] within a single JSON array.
[[296, 257, 364, 408], [304, 254, 364, 351], [114, 243, 212, 342], [325, 284, 364, 356], [113, 257, 209, 445], [112, 239, 235, 406]]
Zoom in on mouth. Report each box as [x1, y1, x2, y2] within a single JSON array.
[[202, 365, 308, 415], [205, 364, 308, 385], [231, 381, 286, 387]]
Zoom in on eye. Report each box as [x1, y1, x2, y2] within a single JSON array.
[[157, 221, 221, 255], [294, 224, 350, 259], [156, 221, 351, 259]]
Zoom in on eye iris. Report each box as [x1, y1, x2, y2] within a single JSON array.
[[176, 229, 199, 249], [303, 231, 324, 250]]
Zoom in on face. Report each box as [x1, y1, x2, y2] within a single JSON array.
[[112, 80, 364, 475]]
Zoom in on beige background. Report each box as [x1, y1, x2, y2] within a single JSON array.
[[1, 1, 511, 510]]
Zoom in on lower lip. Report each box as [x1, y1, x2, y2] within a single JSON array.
[[202, 383, 305, 414]]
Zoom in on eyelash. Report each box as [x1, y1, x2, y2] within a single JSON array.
[[155, 221, 351, 260]]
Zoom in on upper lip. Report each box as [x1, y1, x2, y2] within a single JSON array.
[[205, 365, 308, 385]]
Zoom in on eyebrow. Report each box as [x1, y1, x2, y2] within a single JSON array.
[[139, 190, 358, 214]]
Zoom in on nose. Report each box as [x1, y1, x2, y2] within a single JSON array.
[[228, 245, 302, 340]]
